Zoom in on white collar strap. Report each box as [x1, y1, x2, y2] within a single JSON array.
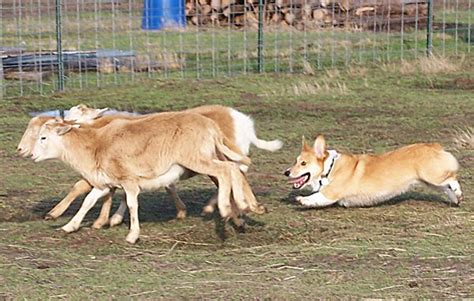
[[312, 150, 340, 193], [323, 150, 339, 178]]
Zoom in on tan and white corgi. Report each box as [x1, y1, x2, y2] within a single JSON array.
[[284, 135, 464, 208]]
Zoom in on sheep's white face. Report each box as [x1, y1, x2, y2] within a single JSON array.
[[65, 104, 108, 123], [17, 117, 52, 157], [31, 121, 72, 162]]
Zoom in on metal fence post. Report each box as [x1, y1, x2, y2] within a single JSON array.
[[0, 0, 3, 99], [56, 0, 65, 91], [426, 0, 433, 57], [0, 54, 3, 100], [257, 0, 264, 73]]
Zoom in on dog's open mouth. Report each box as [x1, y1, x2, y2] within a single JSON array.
[[288, 172, 310, 189]]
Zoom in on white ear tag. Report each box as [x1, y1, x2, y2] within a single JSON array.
[[320, 177, 330, 186]]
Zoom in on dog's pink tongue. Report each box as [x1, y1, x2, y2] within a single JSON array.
[[288, 176, 304, 184], [288, 178, 299, 184]]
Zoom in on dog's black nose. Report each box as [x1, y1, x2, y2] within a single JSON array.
[[284, 170, 290, 177]]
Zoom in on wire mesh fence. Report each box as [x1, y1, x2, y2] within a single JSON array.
[[0, 0, 472, 98]]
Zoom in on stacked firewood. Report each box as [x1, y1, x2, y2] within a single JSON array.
[[186, 0, 429, 30]]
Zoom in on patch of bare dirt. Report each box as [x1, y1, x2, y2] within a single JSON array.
[[0, 244, 62, 270], [433, 77, 474, 90], [452, 78, 474, 90], [240, 92, 260, 102]]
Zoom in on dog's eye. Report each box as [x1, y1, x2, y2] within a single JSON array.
[[40, 136, 46, 141], [301, 161, 306, 166]]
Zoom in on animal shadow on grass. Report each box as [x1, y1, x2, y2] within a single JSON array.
[[380, 192, 455, 207], [281, 190, 455, 211], [31, 187, 264, 240]]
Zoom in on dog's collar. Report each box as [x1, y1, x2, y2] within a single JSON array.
[[312, 150, 340, 193]]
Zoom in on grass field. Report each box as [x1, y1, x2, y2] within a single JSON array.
[[0, 55, 473, 299]]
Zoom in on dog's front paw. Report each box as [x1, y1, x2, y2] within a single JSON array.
[[296, 196, 316, 207]]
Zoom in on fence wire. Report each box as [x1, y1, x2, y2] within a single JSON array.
[[0, 0, 472, 98]]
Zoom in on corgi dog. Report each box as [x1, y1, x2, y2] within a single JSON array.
[[284, 135, 464, 208]]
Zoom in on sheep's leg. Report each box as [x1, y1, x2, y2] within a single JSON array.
[[228, 165, 250, 213], [45, 179, 92, 220], [92, 188, 115, 229], [202, 177, 218, 215], [240, 173, 266, 214], [200, 175, 247, 227], [202, 171, 252, 215], [62, 187, 110, 233], [179, 158, 233, 219], [165, 184, 187, 219], [109, 195, 127, 227], [123, 185, 141, 244], [202, 194, 217, 215]]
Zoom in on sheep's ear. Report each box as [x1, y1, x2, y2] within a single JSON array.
[[313, 135, 327, 159], [55, 125, 73, 136], [94, 107, 109, 118], [301, 135, 312, 152]]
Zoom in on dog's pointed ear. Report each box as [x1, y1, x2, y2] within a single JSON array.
[[301, 135, 312, 152], [313, 135, 327, 159]]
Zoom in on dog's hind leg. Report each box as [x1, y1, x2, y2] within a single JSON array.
[[421, 150, 462, 205], [423, 170, 463, 205], [439, 178, 464, 205]]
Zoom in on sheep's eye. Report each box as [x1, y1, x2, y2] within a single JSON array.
[[301, 161, 306, 166], [40, 136, 46, 141]]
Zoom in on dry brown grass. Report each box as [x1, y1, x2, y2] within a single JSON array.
[[396, 55, 463, 75], [302, 59, 315, 75], [261, 78, 348, 97], [325, 68, 341, 79], [290, 80, 348, 96], [453, 127, 474, 150], [346, 65, 367, 78], [261, 67, 348, 96]]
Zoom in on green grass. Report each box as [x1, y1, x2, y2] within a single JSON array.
[[0, 55, 473, 298]]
